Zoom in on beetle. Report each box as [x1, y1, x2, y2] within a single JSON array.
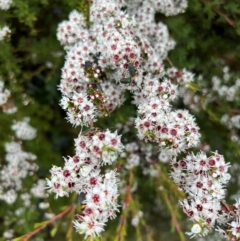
[[78, 192, 87, 210], [81, 127, 101, 136], [84, 61, 92, 69], [128, 62, 136, 79]]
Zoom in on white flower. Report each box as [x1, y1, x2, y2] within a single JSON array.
[[102, 150, 118, 165], [73, 216, 105, 237], [191, 223, 202, 234], [80, 165, 93, 177], [229, 219, 240, 238], [186, 223, 202, 238], [11, 118, 37, 140], [0, 0, 12, 10]]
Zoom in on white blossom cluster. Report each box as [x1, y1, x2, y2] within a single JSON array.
[[116, 118, 164, 178], [56, 0, 183, 127], [0, 83, 38, 206], [11, 117, 37, 140], [0, 26, 11, 41], [182, 66, 240, 113], [53, 0, 237, 239], [134, 76, 200, 157], [212, 68, 240, 102], [0, 80, 10, 105], [116, 119, 162, 177], [167, 67, 194, 85], [124, 142, 141, 169], [126, 0, 176, 63], [170, 152, 231, 238], [0, 80, 18, 113], [0, 0, 12, 10], [54, 0, 187, 235], [56, 9, 87, 47], [31, 179, 49, 199], [3, 229, 14, 240], [0, 141, 38, 204], [131, 210, 143, 227], [47, 129, 123, 237], [215, 198, 240, 240], [126, 0, 188, 17], [221, 114, 240, 130]]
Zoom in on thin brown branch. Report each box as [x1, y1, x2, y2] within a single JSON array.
[[155, 165, 186, 241], [116, 171, 133, 241], [221, 200, 238, 219], [199, 0, 236, 29], [228, 109, 240, 114], [18, 205, 75, 241], [27, 65, 46, 79], [66, 205, 76, 241], [213, 8, 236, 29], [142, 223, 155, 241], [86, 0, 91, 7], [167, 57, 174, 68], [209, 48, 240, 69]]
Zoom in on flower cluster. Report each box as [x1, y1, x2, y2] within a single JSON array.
[[0, 80, 17, 114], [167, 67, 194, 85], [216, 199, 240, 240], [221, 114, 240, 130], [56, 10, 87, 47], [56, 0, 181, 128], [47, 129, 123, 237], [60, 93, 97, 126], [0, 0, 12, 10], [54, 0, 186, 234], [0, 141, 38, 204], [131, 210, 143, 227], [0, 78, 38, 208], [11, 117, 37, 140], [212, 67, 240, 102], [180, 66, 240, 114], [0, 80, 10, 105], [125, 0, 188, 17], [134, 76, 200, 157], [53, 0, 237, 240], [126, 1, 176, 66], [170, 152, 231, 238], [0, 26, 11, 41]]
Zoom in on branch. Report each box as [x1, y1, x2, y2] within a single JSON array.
[[221, 200, 238, 219], [116, 171, 133, 241], [199, 0, 236, 29], [213, 8, 236, 29], [17, 205, 75, 241], [155, 165, 186, 241], [166, 57, 175, 68]]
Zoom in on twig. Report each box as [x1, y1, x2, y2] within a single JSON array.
[[141, 222, 155, 241], [167, 58, 174, 68], [27, 65, 46, 79], [155, 165, 185, 241], [66, 205, 76, 241], [18, 205, 75, 241], [221, 200, 238, 219], [116, 171, 133, 241], [199, 0, 236, 29], [228, 109, 240, 115], [213, 8, 236, 29], [86, 0, 91, 7]]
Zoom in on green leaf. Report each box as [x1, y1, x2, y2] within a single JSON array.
[[13, 235, 26, 241], [187, 82, 201, 92], [34, 220, 48, 229], [102, 145, 117, 153], [50, 225, 58, 237]]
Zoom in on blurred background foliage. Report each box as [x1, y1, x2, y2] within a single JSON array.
[[0, 0, 240, 240]]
